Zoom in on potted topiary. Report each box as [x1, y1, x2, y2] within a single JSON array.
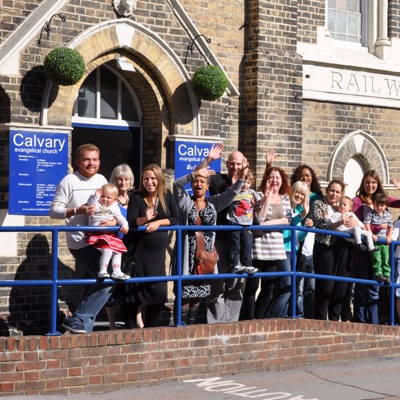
[[43, 47, 86, 86], [191, 65, 228, 101]]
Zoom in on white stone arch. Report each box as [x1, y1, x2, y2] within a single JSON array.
[[328, 130, 390, 185]]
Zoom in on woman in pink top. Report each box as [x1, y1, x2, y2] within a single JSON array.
[[352, 170, 400, 324]]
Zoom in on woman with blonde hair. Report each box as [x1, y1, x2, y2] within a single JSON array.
[[122, 164, 179, 328]]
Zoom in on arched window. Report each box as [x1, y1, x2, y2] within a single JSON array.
[[72, 65, 141, 125]]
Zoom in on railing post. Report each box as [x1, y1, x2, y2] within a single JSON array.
[[175, 227, 183, 326], [290, 225, 298, 318], [47, 227, 61, 335], [389, 240, 395, 326]]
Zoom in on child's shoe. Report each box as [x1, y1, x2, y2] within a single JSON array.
[[369, 247, 379, 253], [111, 272, 130, 281], [98, 272, 110, 278], [232, 265, 247, 274], [384, 276, 392, 285], [375, 274, 385, 283], [245, 266, 258, 275], [355, 243, 368, 252]]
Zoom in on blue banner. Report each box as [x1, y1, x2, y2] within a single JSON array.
[[9, 131, 69, 215], [174, 140, 221, 194]]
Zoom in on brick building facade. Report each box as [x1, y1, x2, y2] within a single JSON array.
[[0, 1, 400, 335]]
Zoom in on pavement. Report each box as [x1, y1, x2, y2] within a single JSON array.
[[9, 356, 400, 399]]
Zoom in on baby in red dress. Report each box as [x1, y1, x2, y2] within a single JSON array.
[[87, 183, 130, 280]]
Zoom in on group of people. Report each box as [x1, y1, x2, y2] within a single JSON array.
[[49, 143, 400, 334]]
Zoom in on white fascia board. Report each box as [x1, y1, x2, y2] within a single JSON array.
[[0, 0, 70, 76]]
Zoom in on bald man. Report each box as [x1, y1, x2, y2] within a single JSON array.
[[195, 144, 246, 323]]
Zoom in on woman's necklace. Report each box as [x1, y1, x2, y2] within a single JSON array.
[[117, 194, 128, 207], [194, 198, 206, 210], [268, 192, 281, 204], [144, 196, 157, 208]]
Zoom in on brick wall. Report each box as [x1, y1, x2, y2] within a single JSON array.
[[297, 0, 325, 45], [1, 319, 400, 396], [241, 0, 303, 178], [302, 101, 400, 184], [0, 1, 41, 44]]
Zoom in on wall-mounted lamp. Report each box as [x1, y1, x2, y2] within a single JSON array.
[[116, 56, 136, 72], [38, 14, 66, 45], [185, 34, 212, 64]]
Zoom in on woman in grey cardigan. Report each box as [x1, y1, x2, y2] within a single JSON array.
[[173, 160, 248, 325]]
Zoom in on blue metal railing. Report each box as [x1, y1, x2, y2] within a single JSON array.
[[0, 224, 399, 335]]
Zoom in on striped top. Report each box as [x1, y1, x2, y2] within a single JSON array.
[[252, 193, 292, 261]]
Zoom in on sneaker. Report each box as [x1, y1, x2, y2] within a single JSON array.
[[62, 318, 86, 334], [245, 266, 258, 275], [375, 274, 385, 283], [98, 272, 110, 278], [369, 247, 379, 253], [111, 272, 130, 281], [232, 265, 247, 274], [384, 276, 392, 285], [355, 243, 368, 252]]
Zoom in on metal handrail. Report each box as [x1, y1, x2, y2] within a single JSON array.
[[0, 224, 398, 335]]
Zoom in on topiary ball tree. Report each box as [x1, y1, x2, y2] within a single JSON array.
[[191, 65, 228, 101], [44, 47, 85, 86]]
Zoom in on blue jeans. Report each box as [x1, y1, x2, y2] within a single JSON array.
[[298, 255, 315, 319], [69, 246, 115, 332], [353, 250, 379, 324], [227, 225, 253, 268], [265, 256, 291, 318]]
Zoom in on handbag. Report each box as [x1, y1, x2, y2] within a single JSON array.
[[252, 214, 266, 238], [193, 204, 218, 275], [122, 254, 138, 277], [122, 235, 144, 277]]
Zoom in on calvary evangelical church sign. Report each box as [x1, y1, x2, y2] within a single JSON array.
[[9, 130, 68, 215]]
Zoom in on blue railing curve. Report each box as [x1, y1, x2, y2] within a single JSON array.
[[0, 224, 398, 335]]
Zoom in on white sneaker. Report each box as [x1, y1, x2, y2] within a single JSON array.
[[98, 272, 110, 278], [245, 266, 258, 275], [232, 265, 247, 274]]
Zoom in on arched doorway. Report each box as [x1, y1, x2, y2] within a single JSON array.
[[71, 64, 142, 182]]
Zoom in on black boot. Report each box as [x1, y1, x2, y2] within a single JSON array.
[[180, 308, 189, 325], [187, 305, 198, 325], [174, 300, 189, 326]]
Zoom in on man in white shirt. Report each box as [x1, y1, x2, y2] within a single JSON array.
[[50, 143, 116, 333]]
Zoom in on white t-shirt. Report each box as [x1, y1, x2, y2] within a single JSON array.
[[49, 171, 108, 249]]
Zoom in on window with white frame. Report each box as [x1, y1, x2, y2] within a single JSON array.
[[73, 65, 140, 125], [327, 0, 365, 45]]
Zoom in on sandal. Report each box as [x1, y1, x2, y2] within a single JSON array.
[[111, 272, 130, 281]]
